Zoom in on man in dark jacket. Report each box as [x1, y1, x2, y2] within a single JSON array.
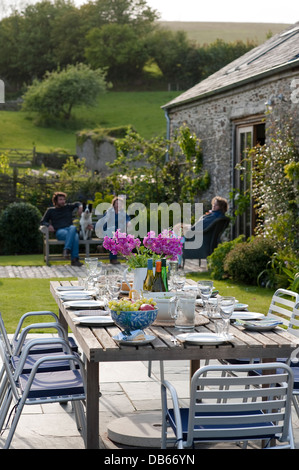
[[41, 191, 83, 266]]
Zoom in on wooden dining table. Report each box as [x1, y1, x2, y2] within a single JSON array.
[[50, 279, 299, 449]]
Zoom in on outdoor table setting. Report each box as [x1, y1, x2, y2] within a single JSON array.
[[50, 263, 299, 449]]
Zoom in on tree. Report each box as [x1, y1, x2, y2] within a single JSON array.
[[106, 124, 210, 209], [80, 0, 159, 29], [22, 63, 109, 121], [85, 23, 150, 82], [148, 29, 200, 89]]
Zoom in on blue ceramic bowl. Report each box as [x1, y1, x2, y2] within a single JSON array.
[[110, 308, 158, 334]]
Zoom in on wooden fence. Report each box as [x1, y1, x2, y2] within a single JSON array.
[[0, 147, 35, 167]]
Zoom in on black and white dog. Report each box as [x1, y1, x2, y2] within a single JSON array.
[[80, 203, 93, 240]]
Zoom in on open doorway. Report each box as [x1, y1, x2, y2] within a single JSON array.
[[233, 121, 265, 238]]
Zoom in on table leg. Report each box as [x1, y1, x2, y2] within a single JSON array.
[[58, 308, 68, 333], [190, 360, 200, 381], [86, 360, 100, 449]]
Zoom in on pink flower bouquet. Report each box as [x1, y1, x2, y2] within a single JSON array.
[[103, 229, 183, 269]]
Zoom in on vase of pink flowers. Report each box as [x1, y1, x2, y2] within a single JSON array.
[[103, 229, 183, 291]]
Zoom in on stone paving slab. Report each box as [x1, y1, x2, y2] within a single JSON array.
[[0, 259, 204, 278]]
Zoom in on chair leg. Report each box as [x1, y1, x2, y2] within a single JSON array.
[[3, 397, 24, 448], [148, 361, 152, 377], [73, 400, 86, 445], [292, 395, 299, 418]]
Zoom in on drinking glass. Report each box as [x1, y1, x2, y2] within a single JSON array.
[[207, 296, 219, 318], [174, 293, 197, 331], [106, 272, 122, 300], [219, 296, 235, 338], [197, 280, 213, 314], [84, 257, 99, 275]]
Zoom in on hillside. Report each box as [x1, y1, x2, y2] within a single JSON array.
[[159, 21, 291, 45]]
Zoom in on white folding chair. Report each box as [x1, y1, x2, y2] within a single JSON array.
[[223, 288, 299, 366], [161, 362, 294, 449]]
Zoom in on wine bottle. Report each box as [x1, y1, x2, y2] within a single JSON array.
[[161, 258, 168, 292], [143, 258, 154, 291], [152, 260, 166, 292]]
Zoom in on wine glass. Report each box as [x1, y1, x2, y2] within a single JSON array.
[[172, 271, 186, 292], [219, 296, 235, 338], [197, 280, 213, 314]]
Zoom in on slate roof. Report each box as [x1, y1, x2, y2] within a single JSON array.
[[163, 23, 299, 109]]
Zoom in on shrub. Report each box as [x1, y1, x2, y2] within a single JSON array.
[[207, 235, 245, 280], [257, 250, 299, 291], [223, 236, 276, 285], [0, 202, 42, 255]]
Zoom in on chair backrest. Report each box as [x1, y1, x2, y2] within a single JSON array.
[[205, 216, 230, 254], [186, 362, 294, 447], [267, 288, 299, 330], [0, 312, 12, 356]]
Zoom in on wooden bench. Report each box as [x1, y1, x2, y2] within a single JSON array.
[[39, 225, 109, 266]]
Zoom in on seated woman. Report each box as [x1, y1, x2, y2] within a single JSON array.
[[194, 196, 228, 231], [100, 197, 131, 264]]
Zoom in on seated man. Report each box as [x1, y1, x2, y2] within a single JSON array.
[[41, 191, 83, 266]]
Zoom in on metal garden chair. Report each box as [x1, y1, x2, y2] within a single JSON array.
[[0, 335, 87, 448], [161, 362, 294, 449]]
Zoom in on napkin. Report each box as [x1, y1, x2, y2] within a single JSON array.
[[117, 330, 146, 341]]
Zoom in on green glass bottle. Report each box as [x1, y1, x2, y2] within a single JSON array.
[[152, 260, 166, 292], [143, 258, 154, 291], [161, 258, 168, 292]]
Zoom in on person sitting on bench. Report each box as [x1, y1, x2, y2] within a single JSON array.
[[40, 191, 83, 267]]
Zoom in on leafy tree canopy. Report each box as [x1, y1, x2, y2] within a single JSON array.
[[22, 63, 109, 121]]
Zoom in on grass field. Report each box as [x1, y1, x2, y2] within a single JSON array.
[[160, 21, 291, 45], [0, 91, 180, 153]]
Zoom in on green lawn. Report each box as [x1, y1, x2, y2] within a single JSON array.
[[0, 91, 180, 153], [0, 277, 72, 333]]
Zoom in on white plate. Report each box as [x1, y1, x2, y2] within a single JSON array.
[[231, 312, 265, 321], [176, 332, 233, 345], [209, 312, 265, 320], [73, 310, 110, 317], [56, 285, 84, 291], [64, 300, 103, 309], [113, 334, 156, 346], [239, 320, 283, 331], [75, 316, 114, 325], [234, 303, 249, 311], [60, 293, 93, 301]]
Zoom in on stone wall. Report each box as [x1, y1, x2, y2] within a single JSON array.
[[76, 137, 117, 175], [167, 68, 299, 210]]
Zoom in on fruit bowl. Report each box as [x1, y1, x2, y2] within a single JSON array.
[[110, 308, 158, 335], [109, 297, 158, 335]]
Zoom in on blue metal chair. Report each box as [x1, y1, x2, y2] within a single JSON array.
[[182, 216, 230, 267], [161, 362, 294, 449], [10, 310, 78, 355]]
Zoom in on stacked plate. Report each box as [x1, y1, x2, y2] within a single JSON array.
[[176, 332, 233, 345], [63, 300, 105, 309], [74, 316, 114, 326]]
